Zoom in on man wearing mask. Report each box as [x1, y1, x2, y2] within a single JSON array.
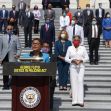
[[22, 5, 34, 48], [74, 6, 84, 26], [18, 0, 26, 26], [44, 4, 55, 25], [0, 25, 21, 89], [42, 0, 50, 10], [95, 3, 105, 35], [88, 17, 101, 65], [40, 18, 55, 54], [83, 4, 94, 37], [0, 5, 8, 33], [66, 16, 84, 45], [60, 0, 70, 10], [9, 5, 19, 36], [60, 11, 70, 30]]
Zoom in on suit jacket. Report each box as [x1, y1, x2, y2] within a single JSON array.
[[55, 40, 72, 57], [44, 9, 55, 21], [18, 1, 26, 11], [66, 24, 84, 45], [74, 11, 84, 25], [88, 25, 100, 43], [42, 0, 50, 5], [95, 8, 105, 18], [60, 0, 70, 6], [40, 23, 55, 43], [9, 10, 19, 21], [22, 12, 34, 28], [0, 34, 21, 62], [83, 9, 94, 25], [0, 10, 8, 19]]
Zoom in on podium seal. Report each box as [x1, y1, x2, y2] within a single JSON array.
[[20, 87, 41, 108]]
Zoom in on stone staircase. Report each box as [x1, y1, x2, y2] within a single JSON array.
[[0, 8, 111, 111]]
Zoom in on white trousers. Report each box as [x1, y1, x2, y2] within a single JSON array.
[[70, 66, 85, 104]]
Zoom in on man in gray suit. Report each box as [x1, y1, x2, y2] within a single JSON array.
[[44, 4, 55, 25], [0, 25, 21, 90]]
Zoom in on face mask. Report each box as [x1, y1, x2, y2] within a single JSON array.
[[41, 48, 49, 53], [77, 8, 81, 11], [92, 20, 97, 25], [73, 40, 80, 48], [107, 14, 110, 18], [2, 7, 5, 10], [12, 7, 15, 10], [61, 34, 66, 39], [71, 20, 75, 25], [45, 20, 50, 24], [63, 13, 66, 17], [26, 8, 29, 12], [7, 31, 13, 35], [86, 7, 90, 10]]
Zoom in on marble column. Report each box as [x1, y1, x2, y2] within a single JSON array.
[[70, 0, 77, 9], [30, 0, 42, 8], [0, 0, 12, 8]]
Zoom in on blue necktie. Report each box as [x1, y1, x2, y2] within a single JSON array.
[[8, 34, 11, 43]]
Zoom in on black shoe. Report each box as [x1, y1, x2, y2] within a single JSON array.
[[90, 62, 94, 65], [2, 86, 9, 90], [94, 61, 98, 65]]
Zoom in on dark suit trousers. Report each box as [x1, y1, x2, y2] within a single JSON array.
[[24, 25, 32, 47], [34, 19, 39, 34], [97, 18, 103, 34], [89, 38, 100, 62], [0, 19, 8, 33], [84, 24, 90, 38], [57, 61, 69, 87], [2, 54, 10, 87]]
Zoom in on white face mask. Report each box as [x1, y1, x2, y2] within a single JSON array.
[[92, 20, 97, 25], [71, 20, 75, 25], [61, 34, 66, 39], [86, 7, 90, 10], [107, 14, 110, 18]]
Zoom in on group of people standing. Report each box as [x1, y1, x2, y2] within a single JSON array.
[[0, 0, 111, 109]]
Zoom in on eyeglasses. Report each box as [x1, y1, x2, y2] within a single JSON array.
[[7, 29, 13, 31]]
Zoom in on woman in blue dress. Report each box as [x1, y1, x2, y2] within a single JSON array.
[[102, 12, 111, 48]]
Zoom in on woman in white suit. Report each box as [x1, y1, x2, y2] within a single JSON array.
[[65, 35, 89, 107]]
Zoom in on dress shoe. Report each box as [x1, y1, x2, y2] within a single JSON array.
[[2, 86, 9, 90], [59, 86, 64, 90], [72, 104, 78, 106], [94, 61, 98, 65], [78, 104, 84, 107], [63, 86, 67, 90], [90, 62, 94, 65]]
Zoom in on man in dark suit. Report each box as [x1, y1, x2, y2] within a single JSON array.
[[18, 0, 26, 26], [9, 5, 19, 36], [23, 5, 34, 48], [0, 5, 8, 33], [42, 0, 50, 10], [40, 18, 55, 54], [60, 0, 70, 10], [95, 3, 105, 35], [74, 6, 84, 26], [83, 4, 94, 37], [88, 17, 101, 65]]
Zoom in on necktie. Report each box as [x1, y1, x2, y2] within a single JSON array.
[[73, 25, 75, 35], [45, 24, 49, 31], [8, 34, 11, 43]]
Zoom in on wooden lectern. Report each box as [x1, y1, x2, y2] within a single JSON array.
[[3, 60, 56, 111]]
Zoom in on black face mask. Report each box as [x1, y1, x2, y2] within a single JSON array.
[[12, 7, 15, 10]]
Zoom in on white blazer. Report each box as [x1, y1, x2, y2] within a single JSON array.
[[65, 46, 89, 68], [66, 24, 84, 45], [59, 16, 70, 30]]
